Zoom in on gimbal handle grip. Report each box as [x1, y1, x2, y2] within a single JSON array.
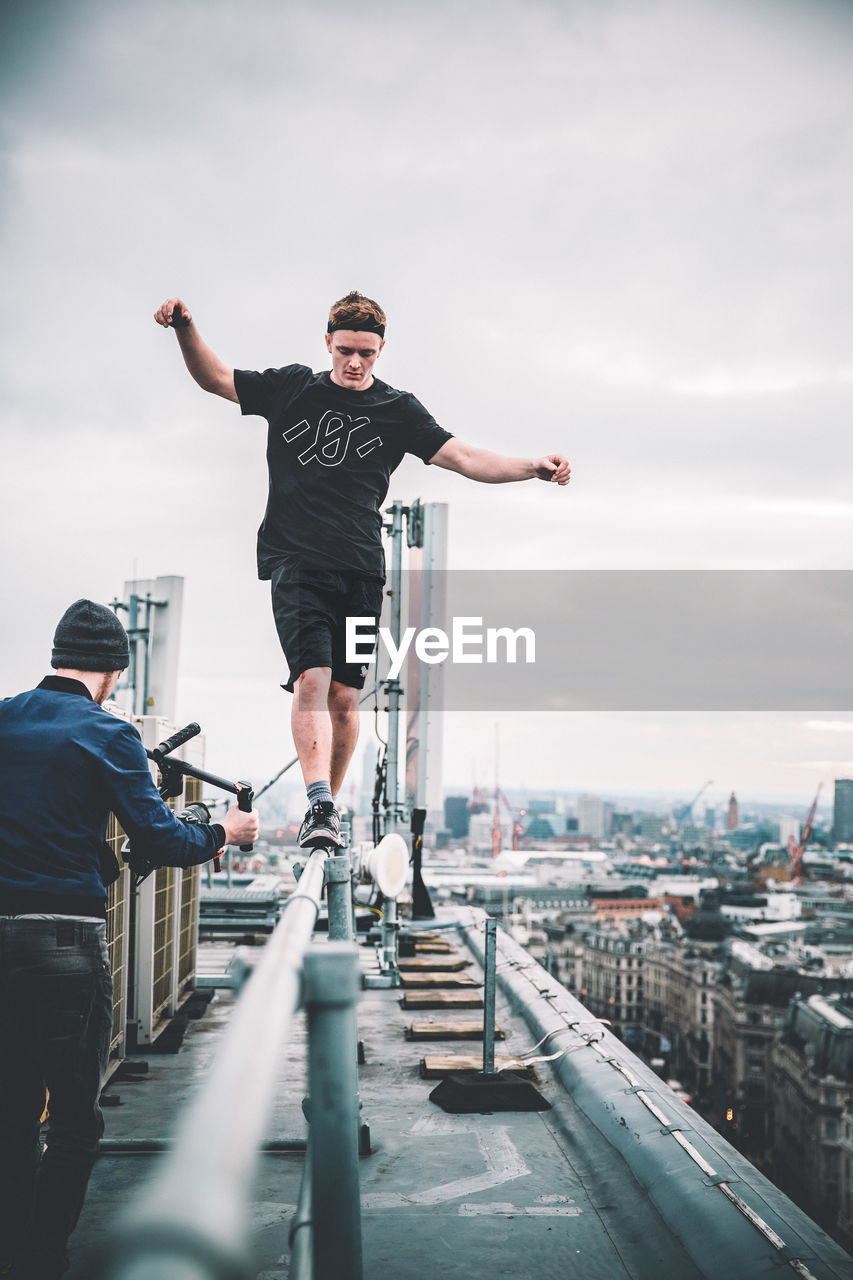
[[237, 782, 255, 854], [153, 722, 201, 760]]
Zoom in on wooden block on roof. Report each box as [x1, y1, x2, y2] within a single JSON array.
[[402, 990, 484, 1010], [397, 956, 469, 972], [420, 1055, 535, 1079], [399, 973, 481, 989], [407, 1021, 506, 1041]]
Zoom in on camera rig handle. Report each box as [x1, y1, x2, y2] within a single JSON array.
[[237, 782, 255, 854], [144, 722, 255, 868], [151, 721, 201, 763]]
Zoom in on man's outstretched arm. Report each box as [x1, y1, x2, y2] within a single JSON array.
[[154, 297, 238, 402], [429, 438, 571, 485]]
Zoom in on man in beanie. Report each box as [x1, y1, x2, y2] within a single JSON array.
[[0, 600, 258, 1278]]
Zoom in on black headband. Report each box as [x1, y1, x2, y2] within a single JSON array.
[[327, 319, 386, 338]]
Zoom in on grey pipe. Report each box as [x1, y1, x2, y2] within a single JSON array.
[[96, 850, 329, 1280], [98, 1139, 306, 1155]]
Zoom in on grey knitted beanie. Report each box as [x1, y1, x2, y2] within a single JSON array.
[[51, 599, 130, 672]]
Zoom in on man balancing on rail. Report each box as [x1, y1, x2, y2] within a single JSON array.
[[154, 290, 570, 849]]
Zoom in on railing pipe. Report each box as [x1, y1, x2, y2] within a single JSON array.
[[97, 849, 329, 1280], [108, 1260, 211, 1280], [304, 945, 363, 1280]]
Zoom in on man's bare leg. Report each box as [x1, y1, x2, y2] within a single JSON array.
[[292, 667, 333, 785], [328, 681, 361, 796], [291, 669, 357, 847]]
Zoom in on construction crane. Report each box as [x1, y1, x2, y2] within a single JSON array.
[[495, 789, 525, 853], [471, 784, 488, 815], [788, 782, 823, 887], [488, 723, 525, 857], [673, 780, 714, 825], [491, 788, 518, 858]]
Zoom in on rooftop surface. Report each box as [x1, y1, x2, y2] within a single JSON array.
[[68, 909, 853, 1280]]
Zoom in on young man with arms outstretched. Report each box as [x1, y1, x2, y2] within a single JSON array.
[[154, 291, 570, 848]]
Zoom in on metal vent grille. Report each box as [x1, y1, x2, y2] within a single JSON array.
[[104, 812, 131, 1058], [152, 864, 177, 1018], [177, 775, 202, 989]]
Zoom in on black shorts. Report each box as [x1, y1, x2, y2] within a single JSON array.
[[270, 563, 384, 693]]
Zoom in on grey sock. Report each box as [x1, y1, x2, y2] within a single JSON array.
[[307, 780, 333, 807]]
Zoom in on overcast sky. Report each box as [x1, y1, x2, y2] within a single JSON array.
[[2, 0, 852, 811]]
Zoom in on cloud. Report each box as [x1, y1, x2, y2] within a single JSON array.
[[790, 760, 853, 772]]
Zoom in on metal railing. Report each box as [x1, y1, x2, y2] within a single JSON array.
[[96, 848, 364, 1280]]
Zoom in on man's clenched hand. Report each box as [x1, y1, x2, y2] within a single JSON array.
[[154, 298, 192, 328], [220, 802, 260, 848], [533, 455, 571, 485]]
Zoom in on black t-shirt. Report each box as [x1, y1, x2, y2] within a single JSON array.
[[234, 365, 453, 580]]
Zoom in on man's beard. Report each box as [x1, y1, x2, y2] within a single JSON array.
[[93, 673, 114, 704]]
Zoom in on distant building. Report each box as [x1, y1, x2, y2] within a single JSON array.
[[712, 941, 838, 1161], [638, 815, 665, 842], [642, 939, 721, 1096], [581, 929, 645, 1045], [727, 792, 739, 831], [771, 994, 853, 1233], [443, 795, 470, 839], [593, 897, 661, 922], [578, 793, 605, 838], [713, 953, 790, 1159], [610, 812, 635, 837], [539, 922, 587, 993], [705, 806, 717, 832], [527, 797, 557, 815], [834, 780, 853, 844], [839, 1101, 853, 1248], [525, 815, 558, 839], [777, 815, 801, 848]]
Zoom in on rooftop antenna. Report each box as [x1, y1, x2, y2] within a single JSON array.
[[492, 722, 502, 859], [111, 575, 183, 719]]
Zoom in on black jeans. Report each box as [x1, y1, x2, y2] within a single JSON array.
[[0, 918, 112, 1277]]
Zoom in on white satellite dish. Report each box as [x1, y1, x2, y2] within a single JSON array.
[[364, 833, 410, 899]]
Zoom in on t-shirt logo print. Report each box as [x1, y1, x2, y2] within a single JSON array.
[[284, 410, 383, 467]]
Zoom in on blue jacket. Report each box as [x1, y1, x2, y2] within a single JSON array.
[[0, 677, 224, 916]]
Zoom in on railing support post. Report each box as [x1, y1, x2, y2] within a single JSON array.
[[483, 917, 497, 1076], [325, 854, 354, 942], [304, 944, 363, 1280], [380, 897, 400, 984]]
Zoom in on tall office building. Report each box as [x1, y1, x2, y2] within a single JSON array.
[[727, 792, 739, 831], [578, 793, 606, 839], [833, 779, 853, 844], [444, 795, 470, 839]]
